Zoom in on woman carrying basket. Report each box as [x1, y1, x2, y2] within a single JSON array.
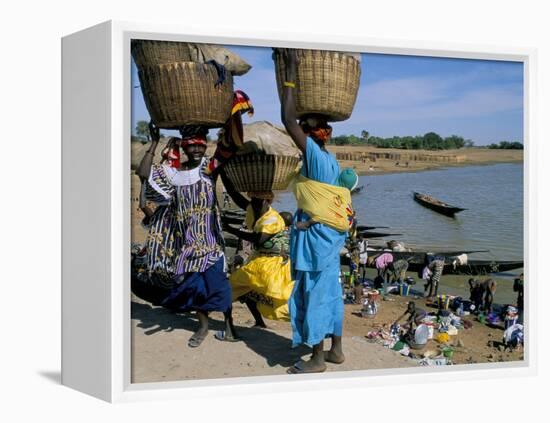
[[279, 49, 353, 374], [134, 91, 254, 348]]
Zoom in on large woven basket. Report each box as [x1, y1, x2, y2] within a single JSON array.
[[131, 40, 200, 68], [274, 49, 361, 122], [223, 154, 302, 192], [137, 61, 233, 129]]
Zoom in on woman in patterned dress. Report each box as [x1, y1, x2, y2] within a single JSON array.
[[133, 136, 181, 295], [136, 124, 237, 348]]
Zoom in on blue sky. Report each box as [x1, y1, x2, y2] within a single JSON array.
[[131, 45, 523, 145]]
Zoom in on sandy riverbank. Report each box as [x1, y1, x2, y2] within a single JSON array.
[[131, 283, 523, 383], [325, 146, 523, 176]]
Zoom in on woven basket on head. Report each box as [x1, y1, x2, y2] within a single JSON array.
[[223, 154, 302, 192], [131, 40, 200, 68], [274, 49, 361, 122], [137, 61, 233, 129]]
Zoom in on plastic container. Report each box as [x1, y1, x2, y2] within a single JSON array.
[[398, 283, 410, 296], [414, 324, 429, 347], [436, 333, 450, 344], [504, 316, 518, 330], [442, 347, 454, 359], [437, 294, 452, 310]]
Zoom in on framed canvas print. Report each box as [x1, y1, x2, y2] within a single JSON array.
[[62, 21, 537, 402]]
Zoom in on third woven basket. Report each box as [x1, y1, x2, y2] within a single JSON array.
[[137, 61, 233, 129], [131, 40, 200, 68], [223, 154, 302, 192], [274, 49, 361, 122]]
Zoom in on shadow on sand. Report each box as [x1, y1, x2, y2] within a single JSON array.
[[131, 301, 310, 368]]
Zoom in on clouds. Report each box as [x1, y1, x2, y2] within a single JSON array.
[[130, 45, 524, 144], [346, 65, 523, 143]]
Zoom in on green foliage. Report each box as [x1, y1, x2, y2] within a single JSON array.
[[135, 120, 150, 142], [336, 130, 522, 150], [336, 131, 472, 150], [488, 141, 523, 150]]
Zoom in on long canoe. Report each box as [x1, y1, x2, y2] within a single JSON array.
[[406, 260, 524, 276], [413, 192, 466, 217]]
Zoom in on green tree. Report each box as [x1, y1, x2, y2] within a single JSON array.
[[423, 132, 443, 150], [135, 120, 151, 142]]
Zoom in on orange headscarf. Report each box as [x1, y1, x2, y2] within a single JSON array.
[[308, 126, 332, 144]]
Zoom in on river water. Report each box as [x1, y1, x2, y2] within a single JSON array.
[[273, 163, 524, 262]]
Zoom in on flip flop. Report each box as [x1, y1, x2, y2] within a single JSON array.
[[188, 332, 208, 348], [214, 330, 241, 342], [286, 360, 327, 374]]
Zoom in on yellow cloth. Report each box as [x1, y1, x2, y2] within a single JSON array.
[[230, 207, 294, 321], [292, 174, 353, 232]]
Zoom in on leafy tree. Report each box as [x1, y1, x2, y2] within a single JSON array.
[[423, 132, 443, 149], [135, 120, 151, 142]]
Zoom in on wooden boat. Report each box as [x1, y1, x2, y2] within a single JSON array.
[[356, 225, 390, 231], [365, 249, 489, 262], [412, 192, 466, 217], [220, 214, 245, 225], [357, 231, 402, 239], [339, 254, 523, 276], [405, 260, 524, 276]]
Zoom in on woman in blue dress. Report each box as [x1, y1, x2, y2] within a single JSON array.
[[279, 49, 349, 373]]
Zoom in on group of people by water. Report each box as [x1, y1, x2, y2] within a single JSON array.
[[132, 50, 356, 374]]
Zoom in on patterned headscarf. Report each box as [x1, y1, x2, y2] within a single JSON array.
[[308, 127, 332, 144], [181, 135, 207, 148], [205, 90, 254, 175]]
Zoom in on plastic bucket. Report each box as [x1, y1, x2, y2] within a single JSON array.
[[399, 283, 410, 296], [442, 347, 454, 359]]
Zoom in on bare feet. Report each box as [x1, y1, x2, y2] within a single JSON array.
[[324, 350, 345, 364]]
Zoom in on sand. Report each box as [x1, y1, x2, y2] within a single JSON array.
[[131, 296, 416, 383], [325, 146, 523, 175], [131, 286, 523, 383]]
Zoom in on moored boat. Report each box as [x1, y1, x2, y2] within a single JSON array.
[[413, 192, 466, 217]]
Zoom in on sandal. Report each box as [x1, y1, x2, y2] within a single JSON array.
[[286, 360, 327, 374], [188, 331, 208, 348], [214, 330, 241, 342]]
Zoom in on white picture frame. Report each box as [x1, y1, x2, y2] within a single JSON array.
[[61, 20, 537, 403]]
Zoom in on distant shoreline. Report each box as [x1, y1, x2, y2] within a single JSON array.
[[325, 146, 523, 176]]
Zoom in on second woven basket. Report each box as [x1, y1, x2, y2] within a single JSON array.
[[274, 49, 361, 122]]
